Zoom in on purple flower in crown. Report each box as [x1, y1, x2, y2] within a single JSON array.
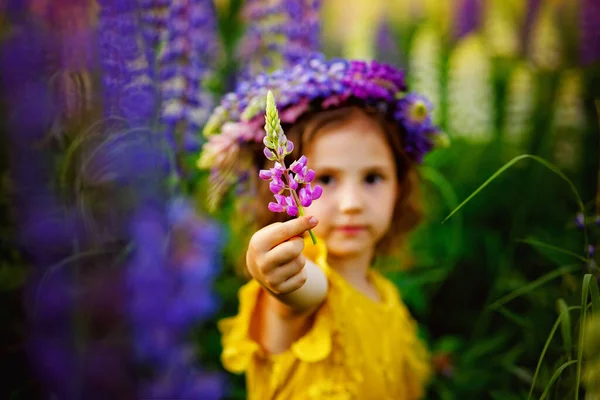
[[197, 58, 447, 210], [260, 91, 322, 244], [395, 93, 434, 133]]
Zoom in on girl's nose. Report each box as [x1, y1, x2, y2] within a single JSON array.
[[338, 183, 364, 214]]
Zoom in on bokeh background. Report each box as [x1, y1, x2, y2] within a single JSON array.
[[1, 0, 599, 399]]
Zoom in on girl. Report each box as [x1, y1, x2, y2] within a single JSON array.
[[199, 57, 445, 399]]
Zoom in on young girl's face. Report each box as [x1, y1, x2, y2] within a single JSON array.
[[305, 110, 398, 259]]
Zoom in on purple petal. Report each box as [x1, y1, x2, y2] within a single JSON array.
[[297, 155, 308, 168], [311, 185, 323, 200], [284, 196, 294, 206], [290, 160, 303, 174], [274, 194, 286, 204], [286, 206, 298, 216], [299, 189, 312, 207], [304, 169, 315, 183], [268, 202, 285, 212], [274, 162, 286, 173], [259, 170, 272, 180], [289, 177, 298, 190], [286, 141, 294, 153], [264, 147, 275, 159], [277, 146, 284, 156], [269, 181, 283, 194], [272, 175, 284, 186]]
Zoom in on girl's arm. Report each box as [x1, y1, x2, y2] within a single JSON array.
[[253, 259, 328, 354], [246, 216, 328, 353]]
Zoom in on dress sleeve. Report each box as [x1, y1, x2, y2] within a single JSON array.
[[218, 243, 335, 374], [217, 280, 263, 374]]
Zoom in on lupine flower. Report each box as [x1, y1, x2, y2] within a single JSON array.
[[447, 34, 494, 143], [157, 0, 221, 153], [455, 0, 483, 39], [237, 0, 323, 79], [127, 199, 225, 399], [580, 0, 600, 65], [550, 70, 586, 172], [503, 63, 535, 153], [260, 91, 321, 244], [408, 24, 442, 124]]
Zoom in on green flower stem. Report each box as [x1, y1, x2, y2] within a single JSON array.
[[292, 189, 317, 245], [282, 163, 317, 245]]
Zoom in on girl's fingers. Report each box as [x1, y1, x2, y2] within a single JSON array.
[[271, 269, 307, 294], [257, 216, 318, 250], [261, 236, 305, 272], [263, 256, 306, 288]]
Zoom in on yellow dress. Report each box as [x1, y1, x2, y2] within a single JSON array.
[[218, 238, 431, 400]]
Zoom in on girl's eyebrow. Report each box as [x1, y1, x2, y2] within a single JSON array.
[[314, 165, 391, 173]]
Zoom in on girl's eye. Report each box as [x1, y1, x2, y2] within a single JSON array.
[[316, 174, 334, 185], [365, 172, 383, 184]]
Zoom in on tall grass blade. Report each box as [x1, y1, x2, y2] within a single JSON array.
[[528, 306, 580, 400], [488, 264, 580, 311]]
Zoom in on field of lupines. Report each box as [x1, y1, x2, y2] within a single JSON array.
[[1, 0, 599, 399]]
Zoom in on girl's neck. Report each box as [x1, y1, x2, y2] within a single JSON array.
[[327, 249, 373, 284]]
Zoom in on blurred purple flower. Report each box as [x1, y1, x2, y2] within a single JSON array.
[[238, 0, 323, 79], [98, 0, 158, 126], [455, 0, 483, 39], [157, 0, 221, 153], [395, 93, 434, 133], [581, 0, 600, 65], [376, 19, 402, 66], [126, 198, 225, 399]]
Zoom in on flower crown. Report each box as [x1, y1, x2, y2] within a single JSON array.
[[197, 57, 447, 211]]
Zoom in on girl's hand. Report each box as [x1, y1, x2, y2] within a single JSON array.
[[246, 216, 319, 295]]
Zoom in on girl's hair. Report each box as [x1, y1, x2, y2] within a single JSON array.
[[241, 104, 424, 276]]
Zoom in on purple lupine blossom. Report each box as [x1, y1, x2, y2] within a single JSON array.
[[98, 0, 157, 125], [522, 0, 542, 53], [454, 0, 483, 39], [237, 0, 323, 79], [376, 19, 402, 66], [261, 91, 322, 243], [2, 9, 141, 398], [127, 199, 225, 399], [580, 0, 600, 65], [157, 0, 221, 153]]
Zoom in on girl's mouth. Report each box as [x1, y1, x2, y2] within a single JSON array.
[[337, 225, 367, 234]]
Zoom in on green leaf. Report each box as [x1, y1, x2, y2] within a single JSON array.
[[576, 274, 594, 399], [556, 299, 572, 359], [528, 305, 580, 399], [443, 154, 585, 224], [588, 276, 600, 314], [496, 306, 532, 328], [488, 264, 580, 311], [517, 237, 588, 263]]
